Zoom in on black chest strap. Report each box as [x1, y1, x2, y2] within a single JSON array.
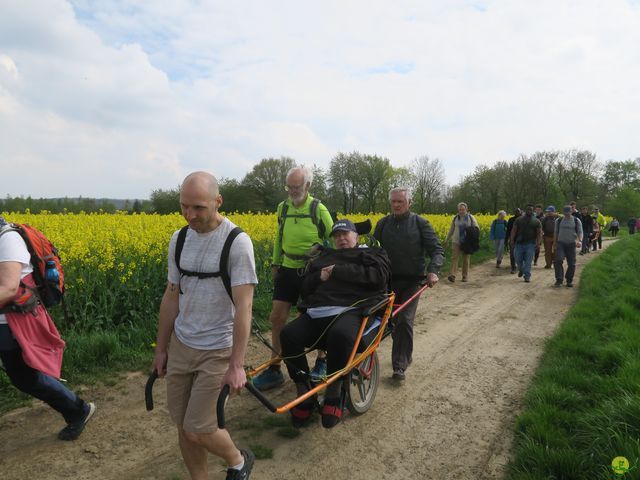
[[174, 225, 243, 301]]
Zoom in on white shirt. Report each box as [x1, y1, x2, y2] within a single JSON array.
[[0, 230, 33, 324], [167, 218, 258, 350]]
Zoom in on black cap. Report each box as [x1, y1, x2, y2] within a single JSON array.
[[331, 219, 357, 235]]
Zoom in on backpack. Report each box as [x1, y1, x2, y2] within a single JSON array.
[[554, 216, 581, 237], [461, 225, 480, 254], [277, 198, 327, 259], [0, 224, 65, 308], [174, 225, 243, 302]]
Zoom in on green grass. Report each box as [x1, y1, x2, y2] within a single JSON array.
[[506, 234, 640, 480]]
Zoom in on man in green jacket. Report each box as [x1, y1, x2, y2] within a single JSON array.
[[253, 166, 334, 390]]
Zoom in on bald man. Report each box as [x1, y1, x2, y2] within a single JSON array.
[[152, 172, 258, 480]]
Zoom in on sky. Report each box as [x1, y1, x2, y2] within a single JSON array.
[[1, 0, 640, 199]]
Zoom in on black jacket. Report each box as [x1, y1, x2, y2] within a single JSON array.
[[299, 246, 391, 310], [373, 212, 445, 278]]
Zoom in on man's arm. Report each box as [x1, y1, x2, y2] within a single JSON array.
[[418, 217, 445, 279], [0, 261, 22, 306], [576, 218, 584, 245], [444, 217, 455, 244], [318, 204, 335, 242], [510, 221, 519, 246], [152, 282, 179, 377], [271, 202, 284, 268], [221, 283, 255, 393]]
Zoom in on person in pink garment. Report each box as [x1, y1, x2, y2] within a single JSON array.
[[0, 215, 95, 441]]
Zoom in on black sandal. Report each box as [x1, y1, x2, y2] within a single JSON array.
[[321, 397, 343, 429], [290, 397, 316, 428]]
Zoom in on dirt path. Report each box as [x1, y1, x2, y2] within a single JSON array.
[[0, 242, 612, 480]]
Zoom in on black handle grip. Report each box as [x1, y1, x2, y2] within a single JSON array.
[[363, 296, 392, 317], [216, 381, 280, 429], [217, 384, 231, 429], [245, 381, 278, 413], [145, 371, 158, 411]]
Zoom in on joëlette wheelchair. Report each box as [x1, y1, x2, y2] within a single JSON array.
[[145, 219, 429, 429]]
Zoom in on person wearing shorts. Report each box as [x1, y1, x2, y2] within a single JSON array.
[[252, 165, 334, 391], [152, 172, 258, 480]]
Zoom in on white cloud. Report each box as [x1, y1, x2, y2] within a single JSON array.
[[1, 0, 640, 198]]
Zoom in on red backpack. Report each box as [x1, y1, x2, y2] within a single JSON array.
[[0, 224, 65, 308]]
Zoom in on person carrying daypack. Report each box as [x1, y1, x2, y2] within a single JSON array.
[[510, 204, 542, 283], [445, 202, 479, 283], [0, 216, 96, 441], [252, 165, 334, 391], [151, 172, 258, 479], [553, 205, 583, 288]]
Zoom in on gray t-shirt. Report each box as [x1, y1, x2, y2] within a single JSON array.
[[167, 218, 258, 350], [555, 216, 583, 244]]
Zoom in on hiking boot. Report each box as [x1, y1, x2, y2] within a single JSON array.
[[309, 357, 327, 382], [566, 282, 573, 288], [510, 269, 516, 274], [252, 367, 284, 391], [554, 280, 563, 287], [392, 368, 405, 381], [226, 449, 255, 480], [524, 278, 531, 283], [447, 275, 455, 283], [517, 270, 523, 278], [58, 402, 96, 441]]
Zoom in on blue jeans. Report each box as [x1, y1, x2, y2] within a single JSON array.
[[493, 239, 505, 263], [0, 325, 86, 424], [514, 243, 536, 280]]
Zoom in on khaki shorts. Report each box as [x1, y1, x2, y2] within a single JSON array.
[[166, 332, 231, 433]]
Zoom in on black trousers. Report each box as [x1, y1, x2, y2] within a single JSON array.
[[0, 325, 85, 424], [280, 310, 364, 383], [390, 281, 421, 371]]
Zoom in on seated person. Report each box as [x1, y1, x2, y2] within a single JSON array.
[[280, 219, 391, 429]]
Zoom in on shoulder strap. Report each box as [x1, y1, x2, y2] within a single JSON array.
[[174, 225, 243, 302], [174, 226, 189, 274], [219, 227, 243, 301], [309, 198, 325, 238], [277, 201, 289, 247]]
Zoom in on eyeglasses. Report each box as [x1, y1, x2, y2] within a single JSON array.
[[284, 183, 305, 192]]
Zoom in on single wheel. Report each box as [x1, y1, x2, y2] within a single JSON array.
[[344, 351, 380, 415]]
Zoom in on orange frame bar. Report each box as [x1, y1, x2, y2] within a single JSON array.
[[246, 293, 395, 414]]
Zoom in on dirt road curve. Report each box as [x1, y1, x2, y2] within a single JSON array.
[[0, 243, 610, 480]]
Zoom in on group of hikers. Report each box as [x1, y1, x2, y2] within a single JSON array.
[[481, 202, 609, 286], [0, 167, 445, 480], [1, 165, 628, 479]]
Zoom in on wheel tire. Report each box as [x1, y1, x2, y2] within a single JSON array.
[[345, 351, 380, 415]]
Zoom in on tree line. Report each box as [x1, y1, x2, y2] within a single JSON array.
[[4, 151, 640, 220]]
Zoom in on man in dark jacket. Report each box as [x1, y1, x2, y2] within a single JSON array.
[[373, 187, 444, 381], [578, 206, 593, 255], [506, 208, 523, 274], [280, 219, 391, 429]]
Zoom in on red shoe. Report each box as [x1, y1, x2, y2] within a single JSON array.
[[290, 398, 315, 428], [321, 397, 343, 429]]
